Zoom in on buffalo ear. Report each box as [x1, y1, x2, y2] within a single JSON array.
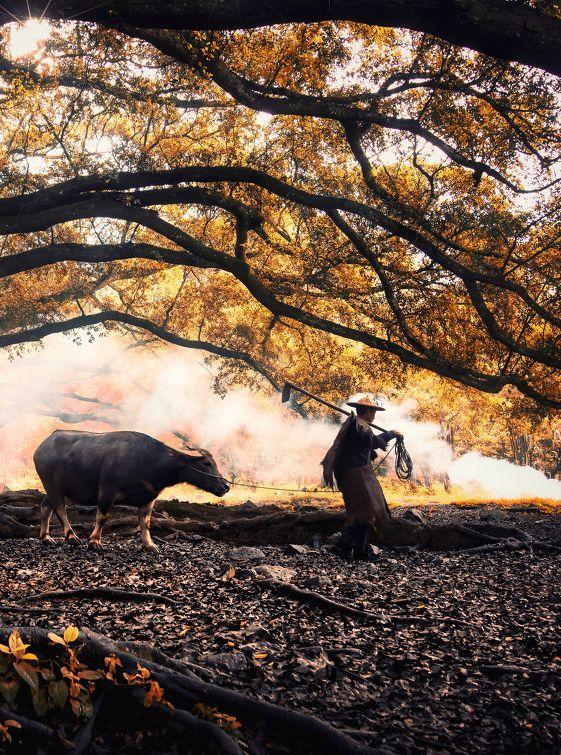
[[182, 448, 206, 460]]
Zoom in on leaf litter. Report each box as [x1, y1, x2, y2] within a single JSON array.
[[0, 503, 558, 753]]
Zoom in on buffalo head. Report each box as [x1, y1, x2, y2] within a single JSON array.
[[179, 447, 230, 497]]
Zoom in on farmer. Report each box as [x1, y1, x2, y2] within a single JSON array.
[[321, 396, 402, 561]]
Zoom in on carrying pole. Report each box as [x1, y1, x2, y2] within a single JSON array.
[[281, 381, 413, 481], [281, 381, 387, 432]]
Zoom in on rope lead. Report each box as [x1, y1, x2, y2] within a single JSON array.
[[189, 437, 413, 491]]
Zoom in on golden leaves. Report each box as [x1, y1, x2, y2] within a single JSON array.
[[0, 627, 174, 723], [123, 663, 173, 708], [194, 702, 242, 732], [47, 624, 79, 647]]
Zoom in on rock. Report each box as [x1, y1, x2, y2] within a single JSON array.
[[181, 533, 203, 542], [402, 508, 426, 524], [291, 646, 332, 677], [198, 652, 248, 674], [307, 534, 323, 548], [234, 567, 257, 580], [300, 575, 328, 589], [255, 564, 297, 582], [286, 544, 308, 555], [239, 499, 257, 510], [326, 532, 342, 545], [480, 510, 505, 522], [230, 546, 266, 561]]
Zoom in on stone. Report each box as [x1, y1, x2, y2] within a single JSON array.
[[480, 510, 505, 522], [181, 533, 203, 542], [230, 546, 266, 561], [402, 508, 426, 524], [234, 567, 257, 580], [286, 544, 308, 555], [254, 564, 297, 582], [326, 532, 342, 545], [199, 652, 248, 674]]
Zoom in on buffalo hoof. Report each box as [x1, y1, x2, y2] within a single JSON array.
[[88, 539, 102, 550], [144, 543, 160, 553], [40, 535, 58, 547]]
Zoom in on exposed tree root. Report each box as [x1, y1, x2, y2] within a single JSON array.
[[72, 689, 108, 755], [0, 512, 34, 539], [130, 689, 245, 755], [0, 704, 63, 749], [0, 625, 381, 754], [479, 664, 558, 678], [258, 578, 470, 626], [120, 640, 217, 682], [0, 489, 557, 553], [0, 604, 64, 615], [17, 587, 178, 606]]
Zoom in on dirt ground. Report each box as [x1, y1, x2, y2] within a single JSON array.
[[0, 502, 559, 753]]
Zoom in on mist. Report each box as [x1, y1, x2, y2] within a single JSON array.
[[0, 334, 560, 500]]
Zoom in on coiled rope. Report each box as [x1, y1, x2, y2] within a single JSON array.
[[394, 436, 414, 481]]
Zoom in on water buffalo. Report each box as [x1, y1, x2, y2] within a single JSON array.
[[34, 429, 229, 551]]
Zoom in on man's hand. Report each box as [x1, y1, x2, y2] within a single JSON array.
[[392, 429, 404, 440]]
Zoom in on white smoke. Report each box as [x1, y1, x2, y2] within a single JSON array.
[[345, 394, 453, 474], [0, 334, 335, 488], [0, 335, 559, 500], [448, 452, 561, 499]]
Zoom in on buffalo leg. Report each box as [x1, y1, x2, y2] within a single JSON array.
[[88, 509, 110, 549], [53, 500, 80, 543], [39, 497, 56, 545], [138, 501, 157, 551]]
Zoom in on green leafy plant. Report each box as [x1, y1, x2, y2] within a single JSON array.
[[0, 627, 172, 729]]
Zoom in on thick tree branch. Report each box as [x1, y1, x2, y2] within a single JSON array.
[[2, 1, 561, 77], [0, 172, 558, 405], [1, 166, 558, 334], [0, 309, 285, 396], [132, 29, 554, 194], [0, 241, 211, 277], [329, 209, 561, 375]]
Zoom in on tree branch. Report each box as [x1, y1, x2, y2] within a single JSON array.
[[2, 1, 561, 77], [0, 309, 286, 396]]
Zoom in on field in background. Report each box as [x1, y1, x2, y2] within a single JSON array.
[[159, 479, 561, 512], [5, 475, 560, 512]]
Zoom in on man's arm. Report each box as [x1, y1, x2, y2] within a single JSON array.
[[373, 429, 397, 450]]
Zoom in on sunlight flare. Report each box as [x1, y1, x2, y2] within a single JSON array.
[[8, 19, 51, 58]]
